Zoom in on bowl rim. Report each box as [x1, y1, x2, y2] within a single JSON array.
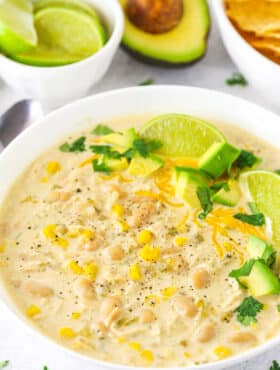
[[0, 0, 124, 72], [1, 85, 280, 370], [211, 0, 280, 73]]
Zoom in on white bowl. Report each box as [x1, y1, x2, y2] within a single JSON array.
[[1, 86, 280, 369], [0, 0, 124, 108], [211, 0, 280, 106]]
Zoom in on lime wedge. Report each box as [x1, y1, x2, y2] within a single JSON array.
[[240, 170, 280, 246], [0, 0, 37, 54], [34, 0, 98, 20], [140, 114, 225, 158], [12, 7, 106, 66]]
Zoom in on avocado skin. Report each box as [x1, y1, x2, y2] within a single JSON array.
[[120, 0, 210, 66]]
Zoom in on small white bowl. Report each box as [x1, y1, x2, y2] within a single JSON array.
[[211, 0, 280, 106], [0, 0, 124, 108]]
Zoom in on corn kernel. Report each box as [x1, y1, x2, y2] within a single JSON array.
[[68, 261, 83, 275], [59, 327, 77, 339], [184, 352, 191, 358], [43, 224, 57, 239], [26, 305, 41, 318], [250, 323, 258, 330], [116, 337, 127, 344], [130, 264, 142, 281], [141, 350, 154, 363], [71, 312, 81, 320], [137, 230, 153, 244], [214, 346, 232, 359], [46, 161, 61, 175], [0, 242, 5, 253], [140, 245, 160, 262], [40, 176, 49, 183], [80, 229, 95, 241], [174, 236, 188, 247], [117, 221, 129, 233], [54, 237, 69, 248], [83, 262, 98, 281], [129, 342, 142, 352], [161, 287, 177, 299], [112, 204, 124, 219], [67, 229, 80, 238]]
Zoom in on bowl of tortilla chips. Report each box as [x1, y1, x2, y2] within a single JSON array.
[[211, 0, 280, 106]]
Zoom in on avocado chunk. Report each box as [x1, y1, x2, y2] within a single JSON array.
[[103, 157, 129, 171], [119, 0, 210, 65], [212, 180, 241, 207], [239, 260, 280, 297], [199, 142, 241, 179], [247, 236, 276, 267], [173, 166, 208, 208], [102, 128, 137, 153], [128, 154, 163, 177]]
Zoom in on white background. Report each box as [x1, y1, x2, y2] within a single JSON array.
[[0, 5, 280, 370]]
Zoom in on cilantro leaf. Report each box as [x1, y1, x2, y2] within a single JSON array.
[[91, 124, 114, 136], [0, 361, 9, 369], [210, 181, 230, 192], [43, 367, 48, 370], [270, 361, 280, 370], [275, 170, 280, 175], [234, 296, 264, 326], [123, 148, 135, 159], [229, 259, 255, 280], [138, 79, 154, 86], [236, 150, 260, 169], [226, 72, 248, 86], [132, 138, 162, 158], [92, 159, 110, 173], [234, 213, 265, 226], [90, 145, 121, 159], [59, 136, 86, 152], [196, 186, 213, 220]]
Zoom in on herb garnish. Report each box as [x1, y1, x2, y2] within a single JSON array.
[[43, 366, 48, 370], [235, 150, 260, 169], [0, 361, 9, 369], [92, 159, 110, 173], [234, 296, 264, 326], [126, 138, 162, 158], [138, 79, 154, 86], [91, 124, 114, 136], [210, 181, 230, 192], [196, 186, 213, 219], [234, 212, 265, 226], [59, 136, 86, 152], [275, 170, 280, 175], [90, 145, 122, 159], [229, 259, 255, 281], [277, 305, 280, 313], [226, 72, 248, 86], [270, 360, 280, 370]]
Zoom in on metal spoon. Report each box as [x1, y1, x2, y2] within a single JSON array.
[[0, 99, 43, 151]]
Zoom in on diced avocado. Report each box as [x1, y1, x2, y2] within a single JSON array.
[[103, 128, 137, 153], [120, 0, 210, 65], [199, 142, 241, 179], [212, 180, 241, 207], [127, 154, 163, 177], [247, 236, 276, 267], [173, 167, 208, 208], [239, 260, 280, 297], [103, 157, 129, 171]]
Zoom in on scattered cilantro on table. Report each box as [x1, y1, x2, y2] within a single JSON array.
[[0, 361, 9, 369], [234, 296, 264, 326], [226, 72, 248, 87], [59, 136, 86, 152], [270, 360, 280, 370], [138, 78, 154, 86]]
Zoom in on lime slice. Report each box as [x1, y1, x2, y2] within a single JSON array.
[[240, 170, 280, 246], [12, 7, 106, 66], [34, 0, 98, 20], [140, 114, 225, 158], [0, 0, 37, 54]]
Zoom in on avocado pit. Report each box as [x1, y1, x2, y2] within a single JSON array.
[[126, 0, 183, 34]]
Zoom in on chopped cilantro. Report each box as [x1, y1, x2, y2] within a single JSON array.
[[122, 148, 135, 159], [210, 181, 230, 192], [275, 170, 280, 175], [90, 145, 121, 159], [0, 361, 9, 369], [91, 124, 114, 136], [196, 186, 213, 220], [226, 72, 248, 86], [234, 213, 265, 226], [234, 296, 264, 326], [270, 360, 280, 370], [229, 259, 255, 281], [43, 367, 48, 370], [277, 304, 280, 313], [132, 138, 162, 158], [236, 150, 260, 169], [92, 159, 110, 173], [59, 136, 86, 152], [138, 79, 154, 86]]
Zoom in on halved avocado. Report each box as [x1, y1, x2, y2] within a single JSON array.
[[119, 0, 210, 65]]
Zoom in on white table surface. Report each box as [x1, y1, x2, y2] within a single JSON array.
[[0, 6, 280, 370]]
